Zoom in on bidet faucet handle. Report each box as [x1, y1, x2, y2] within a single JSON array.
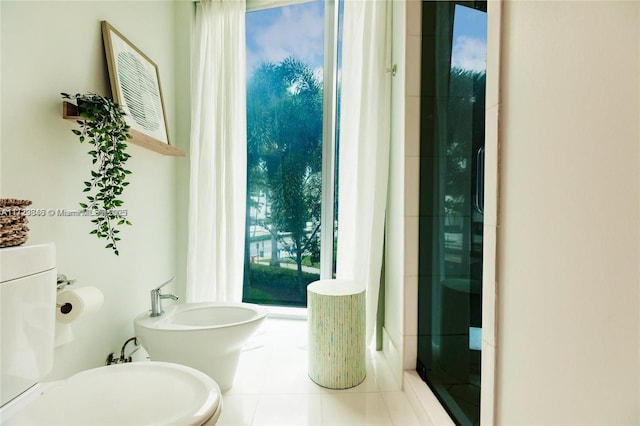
[[150, 277, 177, 318], [160, 293, 179, 301], [154, 276, 176, 292]]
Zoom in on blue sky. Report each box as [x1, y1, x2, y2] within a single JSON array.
[[451, 4, 488, 72], [246, 1, 325, 77], [246, 1, 487, 77]]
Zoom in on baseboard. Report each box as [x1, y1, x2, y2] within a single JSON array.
[[381, 327, 403, 388], [403, 370, 455, 426]]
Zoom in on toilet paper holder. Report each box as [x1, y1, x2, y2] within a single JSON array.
[[56, 274, 76, 291], [56, 274, 76, 312]]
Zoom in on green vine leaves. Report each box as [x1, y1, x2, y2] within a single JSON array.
[[62, 93, 133, 256]]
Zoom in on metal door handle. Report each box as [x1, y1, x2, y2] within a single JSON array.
[[474, 147, 484, 215]]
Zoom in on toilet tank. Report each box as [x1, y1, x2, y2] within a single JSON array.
[[0, 243, 56, 407]]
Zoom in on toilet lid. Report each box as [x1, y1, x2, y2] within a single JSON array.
[[5, 362, 221, 426]]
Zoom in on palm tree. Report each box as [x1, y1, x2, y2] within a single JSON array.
[[246, 57, 323, 294]]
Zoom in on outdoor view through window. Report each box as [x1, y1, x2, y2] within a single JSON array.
[[243, 1, 338, 307]]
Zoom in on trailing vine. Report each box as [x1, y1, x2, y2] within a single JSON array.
[[62, 92, 133, 255]]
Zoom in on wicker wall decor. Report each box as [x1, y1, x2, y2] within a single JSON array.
[[0, 199, 32, 248]]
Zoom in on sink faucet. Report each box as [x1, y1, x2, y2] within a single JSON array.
[[150, 277, 179, 317]]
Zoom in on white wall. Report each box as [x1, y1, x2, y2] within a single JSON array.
[[174, 1, 193, 302], [401, 0, 422, 376], [384, 0, 408, 388], [0, 1, 191, 379], [385, 0, 422, 389], [497, 1, 640, 423]]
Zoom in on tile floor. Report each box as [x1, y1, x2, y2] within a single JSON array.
[[218, 317, 421, 426]]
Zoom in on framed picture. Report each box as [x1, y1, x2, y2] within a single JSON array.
[[101, 21, 170, 145]]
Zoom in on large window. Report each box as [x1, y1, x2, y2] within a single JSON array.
[[243, 0, 341, 307]]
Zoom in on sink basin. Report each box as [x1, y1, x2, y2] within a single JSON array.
[[134, 302, 267, 391]]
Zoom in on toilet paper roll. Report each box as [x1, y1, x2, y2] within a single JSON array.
[[56, 287, 104, 324]]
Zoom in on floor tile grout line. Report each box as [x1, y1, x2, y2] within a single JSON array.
[[227, 318, 419, 426]]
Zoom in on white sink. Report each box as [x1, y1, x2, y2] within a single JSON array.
[[134, 302, 268, 391]]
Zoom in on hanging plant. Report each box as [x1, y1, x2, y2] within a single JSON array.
[[61, 92, 133, 255]]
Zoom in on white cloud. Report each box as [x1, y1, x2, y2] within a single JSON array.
[[247, 4, 324, 74], [451, 36, 486, 72]]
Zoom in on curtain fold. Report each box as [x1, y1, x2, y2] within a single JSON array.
[[187, 0, 247, 302], [336, 0, 392, 344]]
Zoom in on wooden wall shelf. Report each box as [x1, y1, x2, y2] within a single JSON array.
[[62, 101, 185, 157]]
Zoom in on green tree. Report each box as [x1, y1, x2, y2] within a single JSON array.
[[246, 57, 323, 294], [444, 67, 486, 216]]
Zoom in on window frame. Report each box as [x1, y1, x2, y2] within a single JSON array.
[[244, 0, 340, 285]]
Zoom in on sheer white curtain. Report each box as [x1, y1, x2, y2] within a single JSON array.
[[336, 0, 392, 344], [187, 0, 247, 302]]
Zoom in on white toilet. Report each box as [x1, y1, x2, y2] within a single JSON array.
[[0, 243, 222, 425]]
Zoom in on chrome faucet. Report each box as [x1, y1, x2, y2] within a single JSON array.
[[150, 277, 179, 317]]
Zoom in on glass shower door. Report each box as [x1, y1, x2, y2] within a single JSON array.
[[417, 2, 486, 425]]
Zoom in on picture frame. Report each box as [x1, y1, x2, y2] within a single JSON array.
[[101, 21, 170, 145]]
